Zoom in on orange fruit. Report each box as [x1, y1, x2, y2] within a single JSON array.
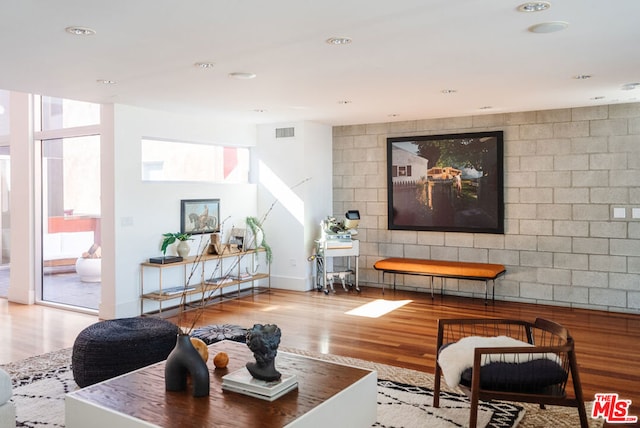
[[213, 352, 229, 368], [190, 337, 209, 363]]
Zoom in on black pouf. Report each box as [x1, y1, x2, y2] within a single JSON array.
[[72, 317, 180, 388], [190, 324, 247, 345]]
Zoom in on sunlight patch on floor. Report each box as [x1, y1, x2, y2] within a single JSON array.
[[345, 299, 412, 318]]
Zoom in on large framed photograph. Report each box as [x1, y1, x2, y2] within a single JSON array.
[[180, 199, 220, 235], [387, 131, 504, 234]]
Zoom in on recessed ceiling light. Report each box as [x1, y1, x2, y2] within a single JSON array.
[[441, 89, 457, 94], [517, 2, 551, 12], [96, 79, 116, 85], [622, 83, 640, 91], [194, 62, 215, 69], [528, 21, 569, 33], [326, 37, 352, 45], [229, 72, 256, 80], [65, 26, 96, 36], [573, 74, 592, 80]]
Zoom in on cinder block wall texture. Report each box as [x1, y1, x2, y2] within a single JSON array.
[[333, 102, 640, 314]]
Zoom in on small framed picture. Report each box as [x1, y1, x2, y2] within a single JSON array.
[[180, 199, 220, 235]]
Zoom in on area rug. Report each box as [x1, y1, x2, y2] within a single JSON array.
[[1, 347, 602, 428]]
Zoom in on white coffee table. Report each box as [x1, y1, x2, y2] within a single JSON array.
[[66, 340, 377, 427]]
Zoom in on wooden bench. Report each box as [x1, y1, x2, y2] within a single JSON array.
[[373, 258, 506, 303]]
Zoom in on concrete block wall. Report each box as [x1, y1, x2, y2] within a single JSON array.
[[333, 102, 640, 313]]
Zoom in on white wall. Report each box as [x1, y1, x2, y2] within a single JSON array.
[[256, 122, 332, 291], [101, 104, 258, 318], [8, 92, 35, 304]]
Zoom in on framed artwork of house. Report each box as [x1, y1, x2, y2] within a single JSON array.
[[387, 131, 504, 234]]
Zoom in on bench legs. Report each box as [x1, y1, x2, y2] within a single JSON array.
[[484, 279, 496, 304], [380, 271, 497, 304]]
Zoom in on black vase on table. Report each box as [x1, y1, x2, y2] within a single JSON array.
[[165, 333, 210, 397]]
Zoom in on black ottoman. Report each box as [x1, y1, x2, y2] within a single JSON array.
[[190, 324, 247, 345], [72, 317, 180, 387]]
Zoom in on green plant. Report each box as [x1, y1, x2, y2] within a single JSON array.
[[161, 232, 192, 256], [246, 216, 272, 264]]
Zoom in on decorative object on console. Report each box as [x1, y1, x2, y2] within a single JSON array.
[[160, 232, 192, 258], [229, 227, 245, 251], [207, 232, 223, 255], [148, 255, 183, 264], [245, 324, 282, 382], [165, 333, 210, 397], [245, 216, 272, 264]]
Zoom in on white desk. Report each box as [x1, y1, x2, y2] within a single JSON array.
[[315, 239, 359, 293]]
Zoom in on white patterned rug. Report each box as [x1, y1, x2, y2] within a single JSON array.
[[1, 347, 602, 428]]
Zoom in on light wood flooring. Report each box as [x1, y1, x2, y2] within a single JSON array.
[[174, 286, 640, 424], [0, 299, 97, 364], [2, 286, 640, 425]]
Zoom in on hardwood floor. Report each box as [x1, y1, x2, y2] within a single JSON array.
[[0, 299, 97, 364], [2, 287, 639, 425], [175, 287, 640, 424]]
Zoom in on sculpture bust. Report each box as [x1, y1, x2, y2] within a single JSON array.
[[245, 324, 282, 382]]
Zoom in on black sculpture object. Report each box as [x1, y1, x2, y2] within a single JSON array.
[[165, 334, 210, 397], [245, 324, 282, 382]]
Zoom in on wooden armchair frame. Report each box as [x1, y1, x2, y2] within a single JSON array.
[[433, 318, 588, 428]]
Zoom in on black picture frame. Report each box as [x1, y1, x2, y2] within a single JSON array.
[[180, 199, 220, 235], [387, 131, 504, 234]]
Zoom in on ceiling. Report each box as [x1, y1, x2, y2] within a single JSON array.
[[1, 1, 638, 127]]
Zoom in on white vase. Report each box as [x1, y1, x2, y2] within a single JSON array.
[[245, 227, 264, 250], [75, 258, 102, 282], [177, 241, 190, 258]]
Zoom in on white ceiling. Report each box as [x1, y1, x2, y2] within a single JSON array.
[[1, 1, 639, 126]]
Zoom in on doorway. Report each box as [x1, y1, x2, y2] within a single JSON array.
[[41, 135, 101, 310]]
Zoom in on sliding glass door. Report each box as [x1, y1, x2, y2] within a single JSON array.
[[38, 96, 101, 311], [41, 135, 101, 309]]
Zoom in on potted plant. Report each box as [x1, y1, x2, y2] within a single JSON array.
[[161, 232, 193, 258], [245, 216, 272, 264]]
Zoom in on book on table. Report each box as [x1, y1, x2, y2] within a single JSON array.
[[222, 367, 298, 401], [205, 277, 233, 286], [157, 285, 196, 296]]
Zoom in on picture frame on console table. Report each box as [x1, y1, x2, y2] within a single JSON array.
[[387, 131, 504, 234], [181, 198, 220, 235]]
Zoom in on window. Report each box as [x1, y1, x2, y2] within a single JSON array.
[[37, 96, 100, 131], [141, 139, 250, 183]]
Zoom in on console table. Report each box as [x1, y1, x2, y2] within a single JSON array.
[[66, 340, 377, 427]]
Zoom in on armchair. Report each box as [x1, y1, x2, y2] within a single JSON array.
[[433, 318, 588, 428]]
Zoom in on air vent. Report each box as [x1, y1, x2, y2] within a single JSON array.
[[275, 127, 295, 138]]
